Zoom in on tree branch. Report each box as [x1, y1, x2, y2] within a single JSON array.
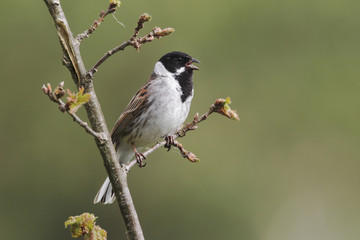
[[44, 1, 144, 239], [125, 98, 240, 171], [86, 13, 174, 81], [76, 1, 120, 43], [42, 82, 106, 142]]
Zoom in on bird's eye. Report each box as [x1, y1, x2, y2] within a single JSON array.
[[177, 57, 183, 63]]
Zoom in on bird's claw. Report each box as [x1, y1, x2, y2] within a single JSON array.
[[164, 135, 175, 151], [135, 152, 147, 167]]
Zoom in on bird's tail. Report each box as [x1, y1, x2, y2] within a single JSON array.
[[94, 144, 135, 204], [93, 177, 115, 204]]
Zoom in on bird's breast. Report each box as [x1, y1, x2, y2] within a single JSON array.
[[133, 77, 193, 145]]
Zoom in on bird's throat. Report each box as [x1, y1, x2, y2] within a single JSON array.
[[175, 70, 193, 103]]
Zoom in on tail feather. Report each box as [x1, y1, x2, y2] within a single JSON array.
[[94, 144, 136, 204], [93, 177, 116, 204]]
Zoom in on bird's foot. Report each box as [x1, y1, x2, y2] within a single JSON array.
[[164, 135, 175, 151], [132, 143, 147, 167], [135, 152, 147, 167]]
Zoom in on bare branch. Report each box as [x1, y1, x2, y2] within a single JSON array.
[[130, 13, 151, 41], [124, 140, 199, 172], [42, 83, 107, 142], [178, 97, 240, 137], [76, 1, 120, 43], [125, 97, 239, 170], [85, 13, 174, 81], [85, 40, 132, 81], [172, 140, 200, 162]]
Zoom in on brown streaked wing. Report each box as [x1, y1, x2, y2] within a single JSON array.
[[110, 81, 152, 144]]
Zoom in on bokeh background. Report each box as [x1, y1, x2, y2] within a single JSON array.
[[1, 0, 360, 239]]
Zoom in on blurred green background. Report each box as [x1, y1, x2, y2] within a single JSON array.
[[1, 0, 360, 239]]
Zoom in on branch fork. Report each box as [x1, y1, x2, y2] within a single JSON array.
[[42, 82, 107, 143]]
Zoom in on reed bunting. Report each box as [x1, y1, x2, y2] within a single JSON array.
[[94, 51, 200, 204]]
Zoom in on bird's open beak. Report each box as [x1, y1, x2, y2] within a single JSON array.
[[186, 58, 200, 70]]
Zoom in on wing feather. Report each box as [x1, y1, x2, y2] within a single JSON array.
[[111, 81, 152, 144]]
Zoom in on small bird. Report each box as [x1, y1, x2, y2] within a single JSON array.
[[94, 51, 200, 204]]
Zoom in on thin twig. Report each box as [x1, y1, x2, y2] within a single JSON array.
[[172, 140, 199, 162], [124, 140, 198, 172], [61, 99, 106, 140], [76, 1, 120, 43], [130, 13, 151, 41], [85, 40, 132, 81], [42, 83, 107, 142], [178, 97, 240, 137], [85, 13, 174, 81]]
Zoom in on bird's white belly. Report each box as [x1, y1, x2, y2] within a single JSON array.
[[133, 77, 192, 145]]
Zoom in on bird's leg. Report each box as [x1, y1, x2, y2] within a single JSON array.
[[132, 143, 147, 167], [164, 135, 175, 151]]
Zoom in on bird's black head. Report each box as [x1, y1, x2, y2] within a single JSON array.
[[157, 51, 199, 103], [159, 51, 200, 74]]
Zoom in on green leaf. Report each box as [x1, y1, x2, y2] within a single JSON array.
[[223, 97, 231, 111], [92, 226, 108, 240], [65, 213, 107, 240], [66, 87, 91, 114]]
